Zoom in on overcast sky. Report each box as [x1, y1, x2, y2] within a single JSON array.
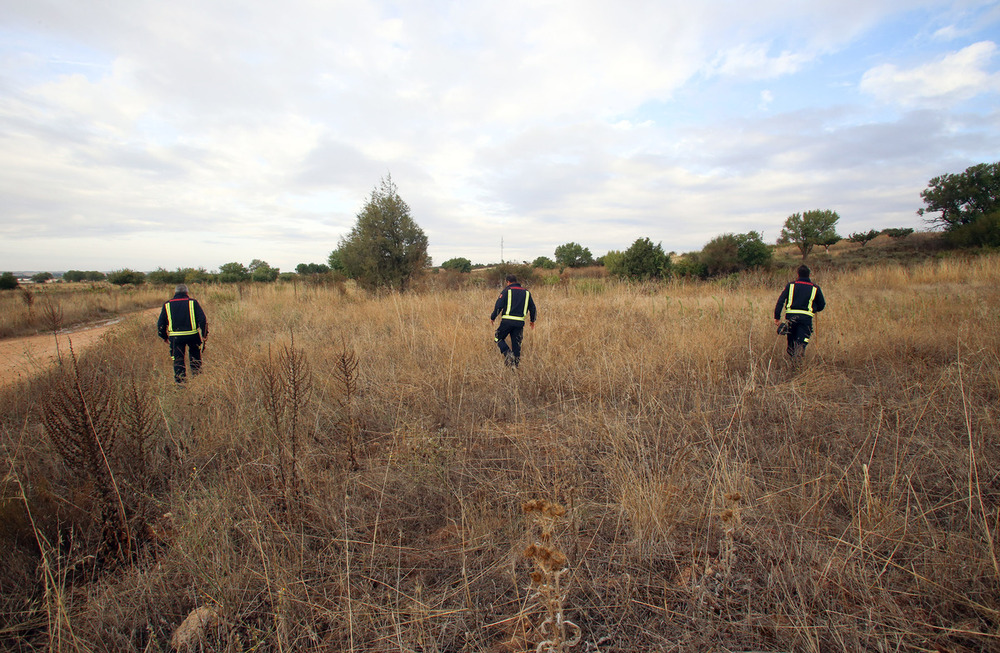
[[1, 1, 998, 272]]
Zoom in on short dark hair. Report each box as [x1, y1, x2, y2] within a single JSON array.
[[797, 265, 810, 279], [505, 274, 517, 284]]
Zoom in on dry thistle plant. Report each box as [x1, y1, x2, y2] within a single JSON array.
[[39, 343, 131, 559], [258, 334, 314, 509], [717, 491, 743, 580], [331, 343, 360, 470], [522, 499, 581, 653]]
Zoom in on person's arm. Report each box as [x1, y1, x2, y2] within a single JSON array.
[[773, 285, 789, 323], [157, 305, 168, 340], [490, 292, 504, 323], [812, 287, 826, 313], [528, 295, 537, 327]]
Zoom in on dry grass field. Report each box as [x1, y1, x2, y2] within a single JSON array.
[[2, 254, 999, 652]]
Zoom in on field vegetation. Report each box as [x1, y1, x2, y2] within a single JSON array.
[[2, 253, 999, 651]]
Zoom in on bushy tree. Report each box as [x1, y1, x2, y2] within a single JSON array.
[[531, 256, 557, 269], [554, 242, 593, 268], [441, 257, 473, 273], [218, 262, 250, 283], [147, 267, 186, 285], [296, 263, 331, 275], [249, 259, 280, 282], [918, 161, 1000, 231], [107, 269, 146, 285], [607, 238, 670, 281], [882, 227, 914, 239], [700, 234, 741, 276], [848, 230, 880, 247], [337, 175, 428, 291], [817, 232, 841, 253], [734, 231, 773, 268], [944, 210, 1000, 248], [779, 210, 840, 259], [63, 270, 106, 282], [30, 272, 53, 284], [0, 272, 17, 290], [672, 253, 708, 279]]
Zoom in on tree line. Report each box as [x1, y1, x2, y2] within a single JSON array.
[[3, 161, 996, 292]]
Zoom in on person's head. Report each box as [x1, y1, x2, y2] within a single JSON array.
[[175, 283, 189, 295], [505, 274, 518, 284], [797, 265, 811, 280]]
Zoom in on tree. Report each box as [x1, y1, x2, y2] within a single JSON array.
[[734, 231, 773, 268], [778, 210, 840, 259], [218, 262, 250, 283], [817, 232, 841, 253], [882, 227, 914, 239], [917, 161, 1000, 231], [63, 270, 105, 282], [944, 210, 1000, 248], [337, 175, 428, 291], [531, 256, 557, 269], [0, 272, 17, 290], [848, 229, 880, 247], [296, 263, 330, 275], [554, 242, 594, 269], [607, 238, 670, 281], [31, 272, 54, 284], [249, 259, 279, 282], [107, 269, 146, 285], [147, 267, 186, 285], [441, 257, 473, 273], [700, 234, 741, 276]]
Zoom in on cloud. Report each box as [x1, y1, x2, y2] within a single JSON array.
[[860, 41, 1000, 107]]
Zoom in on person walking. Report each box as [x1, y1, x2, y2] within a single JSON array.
[[490, 274, 537, 368], [774, 265, 825, 362], [157, 284, 209, 383]]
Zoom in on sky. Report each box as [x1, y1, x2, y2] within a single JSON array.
[[1, 0, 999, 273]]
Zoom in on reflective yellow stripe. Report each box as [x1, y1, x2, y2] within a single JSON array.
[[502, 289, 529, 321], [785, 284, 818, 317], [167, 299, 199, 336]]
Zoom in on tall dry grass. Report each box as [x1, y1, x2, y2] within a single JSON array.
[[1, 255, 999, 651], [0, 283, 170, 338]]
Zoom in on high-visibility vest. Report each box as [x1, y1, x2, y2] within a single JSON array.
[[165, 298, 199, 336], [784, 282, 819, 317], [501, 288, 531, 321]]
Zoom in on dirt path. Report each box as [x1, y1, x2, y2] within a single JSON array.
[[0, 308, 161, 389]]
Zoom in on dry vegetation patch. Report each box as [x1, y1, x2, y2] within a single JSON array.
[[2, 256, 999, 651]]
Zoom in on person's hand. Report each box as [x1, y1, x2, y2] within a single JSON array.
[[530, 321, 535, 330], [490, 318, 495, 325], [774, 319, 780, 325]]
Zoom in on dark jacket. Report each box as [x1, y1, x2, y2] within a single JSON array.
[[774, 279, 825, 320], [157, 292, 208, 341], [491, 284, 537, 324]]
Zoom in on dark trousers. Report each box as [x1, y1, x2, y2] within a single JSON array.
[[169, 334, 202, 382], [785, 315, 813, 359], [494, 320, 525, 366]]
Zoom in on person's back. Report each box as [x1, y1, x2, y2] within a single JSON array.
[[157, 284, 209, 382], [490, 274, 537, 367], [774, 265, 825, 360]]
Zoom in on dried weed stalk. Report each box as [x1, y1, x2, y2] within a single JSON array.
[[522, 499, 581, 653], [39, 343, 131, 558], [259, 334, 314, 506], [331, 344, 360, 469]]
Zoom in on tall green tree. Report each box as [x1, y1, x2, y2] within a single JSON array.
[[606, 238, 670, 280], [848, 230, 880, 247], [218, 262, 250, 283], [336, 175, 428, 291], [249, 259, 280, 282], [554, 242, 594, 268], [107, 269, 146, 285], [0, 272, 17, 290], [778, 210, 840, 260], [917, 161, 1000, 231], [440, 257, 472, 273], [30, 272, 54, 284]]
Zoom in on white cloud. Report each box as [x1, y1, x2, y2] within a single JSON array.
[[860, 41, 1000, 107]]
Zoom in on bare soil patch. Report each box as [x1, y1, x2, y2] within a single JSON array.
[[0, 308, 160, 389]]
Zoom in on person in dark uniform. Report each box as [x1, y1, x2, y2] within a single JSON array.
[[157, 284, 209, 383], [774, 265, 825, 361], [490, 274, 537, 368]]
